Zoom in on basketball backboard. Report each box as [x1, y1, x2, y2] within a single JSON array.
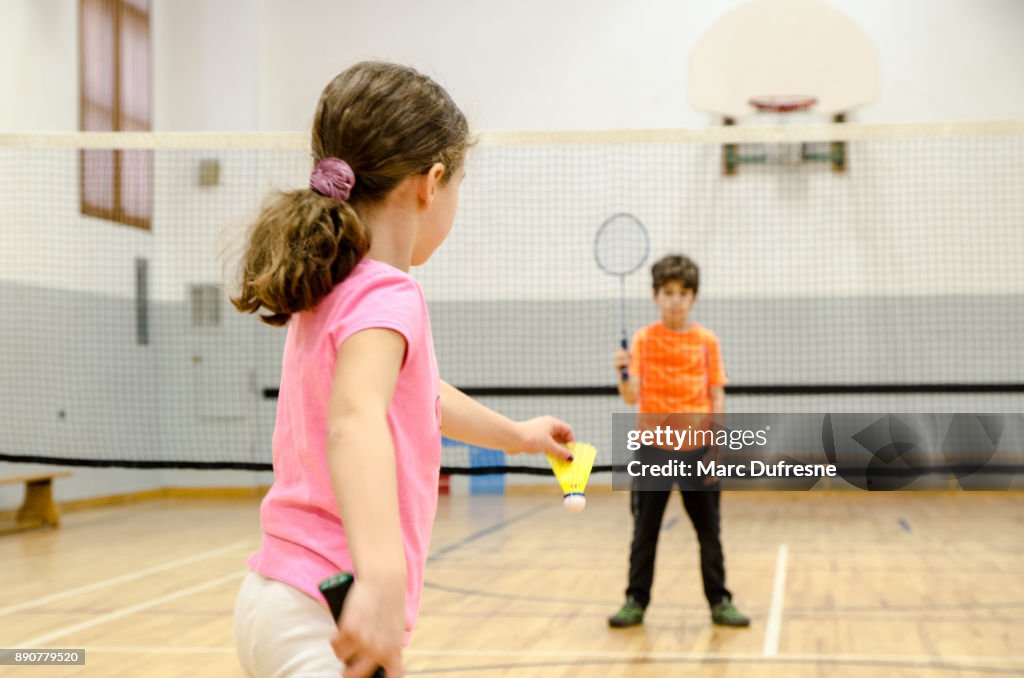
[[688, 0, 878, 120]]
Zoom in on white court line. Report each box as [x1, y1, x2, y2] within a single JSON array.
[[17, 570, 247, 648], [81, 647, 1024, 668], [403, 649, 1024, 666], [763, 543, 789, 657], [86, 647, 236, 655], [405, 650, 1024, 671], [0, 541, 252, 618]]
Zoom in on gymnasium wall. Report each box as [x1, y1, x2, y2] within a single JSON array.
[[255, 0, 1024, 130], [1, 0, 1022, 504]]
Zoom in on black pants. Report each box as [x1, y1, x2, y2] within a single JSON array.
[[625, 451, 730, 608]]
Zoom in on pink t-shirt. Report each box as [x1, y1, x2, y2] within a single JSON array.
[[247, 258, 441, 639]]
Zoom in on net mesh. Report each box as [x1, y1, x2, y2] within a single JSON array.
[[1, 123, 1022, 475]]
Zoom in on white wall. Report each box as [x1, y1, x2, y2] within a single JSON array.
[[0, 0, 79, 131], [0, 0, 258, 133], [842, 0, 1024, 122], [152, 0, 258, 131], [255, 0, 1024, 132], [2, 0, 1022, 135]]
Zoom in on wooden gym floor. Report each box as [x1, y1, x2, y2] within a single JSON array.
[[1, 489, 1022, 677]]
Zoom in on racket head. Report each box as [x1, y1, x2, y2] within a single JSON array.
[[593, 212, 651, 277]]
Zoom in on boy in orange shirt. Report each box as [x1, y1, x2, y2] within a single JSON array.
[[608, 254, 750, 628]]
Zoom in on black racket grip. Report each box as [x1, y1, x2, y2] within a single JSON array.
[[318, 572, 387, 678], [619, 337, 629, 381]]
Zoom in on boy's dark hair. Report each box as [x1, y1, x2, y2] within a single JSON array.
[[651, 254, 699, 293], [231, 61, 471, 326]]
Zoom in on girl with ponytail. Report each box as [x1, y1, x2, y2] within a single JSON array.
[[231, 62, 576, 677]]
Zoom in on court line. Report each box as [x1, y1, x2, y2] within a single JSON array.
[[80, 646, 1024, 672], [424, 577, 1022, 620], [427, 503, 550, 562], [405, 650, 1024, 676], [16, 570, 247, 647], [80, 646, 1024, 664], [404, 649, 1024, 663], [763, 543, 789, 657], [0, 541, 252, 618], [86, 647, 236, 655], [408, 660, 1024, 676], [423, 580, 710, 610]]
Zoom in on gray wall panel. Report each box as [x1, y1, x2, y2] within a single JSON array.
[[2, 280, 1021, 478], [429, 296, 1024, 387]]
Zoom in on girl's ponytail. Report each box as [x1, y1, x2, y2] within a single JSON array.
[[231, 188, 369, 326]]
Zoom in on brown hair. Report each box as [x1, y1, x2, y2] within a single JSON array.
[[231, 61, 471, 326], [651, 254, 699, 293]]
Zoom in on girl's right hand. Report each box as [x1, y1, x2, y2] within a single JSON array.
[[614, 348, 630, 373], [331, 579, 405, 678]]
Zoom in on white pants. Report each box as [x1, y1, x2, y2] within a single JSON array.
[[234, 571, 345, 677]]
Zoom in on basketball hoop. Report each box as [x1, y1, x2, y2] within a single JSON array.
[[746, 96, 818, 166], [721, 95, 845, 175], [748, 95, 818, 113]]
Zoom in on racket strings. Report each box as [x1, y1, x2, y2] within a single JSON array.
[[594, 213, 650, 276]]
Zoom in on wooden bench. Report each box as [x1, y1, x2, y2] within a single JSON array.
[[0, 472, 72, 535]]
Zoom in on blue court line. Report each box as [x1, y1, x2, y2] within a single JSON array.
[[427, 503, 551, 562], [898, 518, 912, 533], [662, 517, 679, 532]]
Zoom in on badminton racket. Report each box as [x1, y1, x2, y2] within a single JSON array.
[[319, 572, 387, 678], [593, 212, 650, 380]]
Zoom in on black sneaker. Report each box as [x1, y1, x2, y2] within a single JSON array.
[[711, 596, 750, 627], [608, 597, 645, 628]]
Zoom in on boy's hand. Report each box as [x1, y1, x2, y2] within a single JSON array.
[[331, 578, 405, 678], [506, 416, 576, 461], [614, 348, 630, 375]]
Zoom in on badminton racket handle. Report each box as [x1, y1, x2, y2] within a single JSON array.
[[619, 337, 629, 381], [319, 572, 387, 678]]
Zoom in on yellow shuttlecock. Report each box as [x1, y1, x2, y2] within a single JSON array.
[[547, 442, 596, 513]]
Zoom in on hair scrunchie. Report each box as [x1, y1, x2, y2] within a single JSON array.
[[309, 157, 356, 202]]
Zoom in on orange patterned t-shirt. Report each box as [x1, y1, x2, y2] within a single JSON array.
[[629, 321, 726, 414]]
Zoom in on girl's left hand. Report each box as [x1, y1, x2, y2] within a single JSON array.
[[507, 416, 575, 461]]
